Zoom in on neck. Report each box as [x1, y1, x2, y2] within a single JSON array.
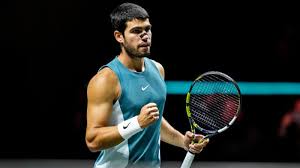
[[118, 52, 145, 72]]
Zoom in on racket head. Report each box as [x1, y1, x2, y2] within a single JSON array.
[[186, 71, 241, 138]]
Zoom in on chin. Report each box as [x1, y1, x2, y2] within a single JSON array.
[[136, 52, 150, 58], [142, 52, 150, 57]]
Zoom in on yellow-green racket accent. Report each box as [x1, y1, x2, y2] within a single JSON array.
[[186, 92, 191, 117]]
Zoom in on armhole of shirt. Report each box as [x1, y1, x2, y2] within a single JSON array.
[[149, 59, 164, 81]]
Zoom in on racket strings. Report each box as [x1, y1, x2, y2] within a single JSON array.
[[191, 94, 239, 120], [190, 97, 238, 130], [190, 99, 223, 127], [190, 96, 239, 129], [190, 102, 227, 129], [189, 74, 240, 131], [190, 106, 220, 130]]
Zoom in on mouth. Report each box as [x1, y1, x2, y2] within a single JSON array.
[[139, 43, 151, 48]]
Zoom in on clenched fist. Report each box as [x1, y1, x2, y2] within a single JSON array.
[[137, 102, 160, 128]]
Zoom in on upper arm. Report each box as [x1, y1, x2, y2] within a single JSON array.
[[86, 68, 120, 138]]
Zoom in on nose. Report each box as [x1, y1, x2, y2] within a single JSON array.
[[140, 31, 149, 40]]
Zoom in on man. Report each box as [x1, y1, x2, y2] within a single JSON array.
[[85, 2, 209, 168]]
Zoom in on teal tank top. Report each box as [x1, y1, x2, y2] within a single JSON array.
[[94, 56, 167, 168]]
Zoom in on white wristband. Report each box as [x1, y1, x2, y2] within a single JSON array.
[[117, 116, 143, 140]]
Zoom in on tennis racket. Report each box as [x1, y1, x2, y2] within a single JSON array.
[[180, 71, 241, 168]]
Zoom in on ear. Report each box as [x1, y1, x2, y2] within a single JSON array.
[[114, 30, 124, 43]]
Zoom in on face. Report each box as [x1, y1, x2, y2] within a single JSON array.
[[119, 19, 152, 58]]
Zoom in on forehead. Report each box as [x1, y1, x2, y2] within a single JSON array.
[[125, 18, 151, 30]]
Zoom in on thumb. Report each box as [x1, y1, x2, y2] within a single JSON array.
[[185, 131, 194, 139]]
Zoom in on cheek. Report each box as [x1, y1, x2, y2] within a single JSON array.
[[126, 36, 140, 45]]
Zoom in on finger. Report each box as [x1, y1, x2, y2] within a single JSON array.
[[194, 134, 206, 143], [150, 111, 159, 116], [148, 106, 159, 113], [147, 112, 159, 119], [189, 143, 205, 153], [186, 131, 194, 139], [194, 134, 205, 139], [146, 102, 157, 108], [153, 116, 159, 120], [151, 112, 160, 120], [189, 147, 203, 154], [190, 142, 206, 149]]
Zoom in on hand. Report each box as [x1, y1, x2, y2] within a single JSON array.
[[137, 103, 160, 128], [183, 131, 209, 154]]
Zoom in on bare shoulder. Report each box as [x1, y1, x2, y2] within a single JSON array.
[[88, 67, 118, 89], [87, 67, 120, 101], [150, 59, 165, 80]]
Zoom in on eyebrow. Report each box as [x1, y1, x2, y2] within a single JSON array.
[[129, 24, 152, 32]]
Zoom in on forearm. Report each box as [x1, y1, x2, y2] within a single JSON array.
[[86, 116, 143, 152], [86, 126, 123, 152], [160, 117, 185, 149]]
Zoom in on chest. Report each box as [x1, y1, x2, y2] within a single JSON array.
[[119, 73, 167, 117]]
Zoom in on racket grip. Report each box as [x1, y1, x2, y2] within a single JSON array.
[[180, 151, 195, 168]]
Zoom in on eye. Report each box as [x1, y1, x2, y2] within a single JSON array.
[[145, 26, 151, 32], [131, 28, 143, 34]]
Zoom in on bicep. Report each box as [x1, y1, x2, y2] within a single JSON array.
[[86, 71, 118, 138], [87, 97, 112, 128]]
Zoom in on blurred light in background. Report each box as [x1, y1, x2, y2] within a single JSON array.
[[166, 81, 300, 95]]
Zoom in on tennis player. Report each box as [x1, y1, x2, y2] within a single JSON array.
[[85, 2, 209, 168]]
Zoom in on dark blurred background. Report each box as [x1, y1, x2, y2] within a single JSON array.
[[1, 0, 300, 164]]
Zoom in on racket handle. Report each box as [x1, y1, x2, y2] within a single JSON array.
[[180, 151, 195, 168]]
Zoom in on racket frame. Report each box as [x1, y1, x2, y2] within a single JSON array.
[[181, 71, 241, 168], [186, 71, 242, 139]]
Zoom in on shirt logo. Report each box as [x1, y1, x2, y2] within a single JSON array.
[[123, 122, 131, 129], [141, 84, 150, 91]]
